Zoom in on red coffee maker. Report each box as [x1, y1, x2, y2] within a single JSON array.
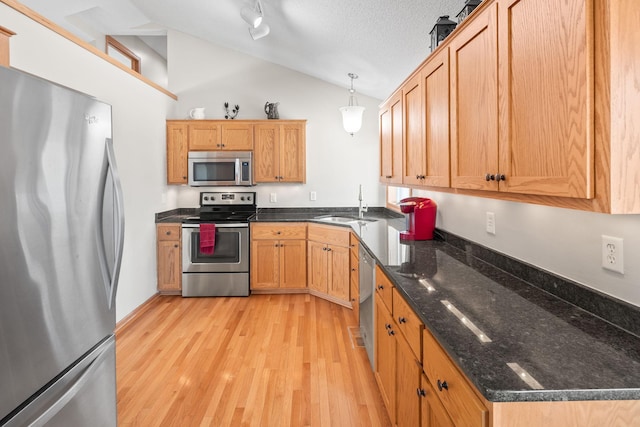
[[399, 197, 437, 241]]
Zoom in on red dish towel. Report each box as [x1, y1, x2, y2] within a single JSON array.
[[200, 223, 216, 255]]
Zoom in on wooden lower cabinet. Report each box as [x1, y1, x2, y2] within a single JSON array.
[[396, 324, 421, 427], [374, 294, 397, 423], [307, 224, 351, 305], [156, 224, 181, 294], [420, 373, 455, 427], [250, 223, 307, 291]]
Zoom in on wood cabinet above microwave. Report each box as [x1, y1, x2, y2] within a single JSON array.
[[166, 119, 306, 185]]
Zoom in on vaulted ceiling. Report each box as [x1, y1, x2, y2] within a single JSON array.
[[19, 0, 464, 99]]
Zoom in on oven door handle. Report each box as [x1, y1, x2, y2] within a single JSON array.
[[181, 223, 249, 229]]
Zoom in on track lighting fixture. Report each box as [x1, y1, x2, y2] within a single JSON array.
[[241, 0, 270, 40]]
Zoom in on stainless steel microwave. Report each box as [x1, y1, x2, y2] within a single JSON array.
[[188, 151, 253, 186]]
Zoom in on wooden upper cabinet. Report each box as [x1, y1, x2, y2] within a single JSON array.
[[422, 47, 451, 188], [166, 122, 188, 184], [379, 91, 403, 185], [450, 3, 499, 191], [498, 0, 593, 199], [402, 73, 425, 186], [188, 122, 221, 151], [254, 121, 306, 183], [221, 122, 253, 150]]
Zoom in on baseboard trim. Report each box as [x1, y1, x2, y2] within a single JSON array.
[[115, 293, 161, 337]]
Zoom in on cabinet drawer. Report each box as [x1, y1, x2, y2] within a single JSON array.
[[392, 288, 423, 361], [307, 223, 350, 247], [375, 265, 394, 312], [157, 224, 181, 241], [251, 222, 307, 239], [423, 329, 488, 427]]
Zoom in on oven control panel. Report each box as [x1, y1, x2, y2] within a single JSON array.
[[200, 191, 256, 206]]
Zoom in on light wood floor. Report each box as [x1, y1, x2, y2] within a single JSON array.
[[116, 294, 391, 427]]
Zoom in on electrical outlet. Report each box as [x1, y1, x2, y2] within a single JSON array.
[[310, 191, 317, 201], [602, 235, 624, 274], [486, 212, 496, 235], [269, 193, 277, 203]]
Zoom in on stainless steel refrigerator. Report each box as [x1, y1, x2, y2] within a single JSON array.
[[0, 66, 124, 426]]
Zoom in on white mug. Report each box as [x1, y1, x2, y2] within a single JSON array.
[[189, 108, 205, 119]]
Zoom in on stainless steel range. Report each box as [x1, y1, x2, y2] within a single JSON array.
[[181, 191, 256, 297]]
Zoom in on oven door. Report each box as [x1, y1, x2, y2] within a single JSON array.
[[181, 224, 249, 273]]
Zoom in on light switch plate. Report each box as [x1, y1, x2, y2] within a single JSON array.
[[310, 191, 317, 201], [270, 193, 277, 203], [486, 212, 496, 235]]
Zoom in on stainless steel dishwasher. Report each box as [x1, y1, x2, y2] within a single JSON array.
[[359, 246, 376, 369]]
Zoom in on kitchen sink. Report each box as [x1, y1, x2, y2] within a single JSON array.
[[314, 215, 377, 224]]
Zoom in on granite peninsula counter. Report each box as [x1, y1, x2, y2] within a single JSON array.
[[249, 208, 640, 404]]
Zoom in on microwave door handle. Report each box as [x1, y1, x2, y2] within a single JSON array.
[[235, 158, 241, 185]]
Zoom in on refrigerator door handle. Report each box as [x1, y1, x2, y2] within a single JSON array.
[[97, 138, 125, 310], [105, 137, 125, 310]]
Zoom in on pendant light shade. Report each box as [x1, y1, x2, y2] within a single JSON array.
[[339, 73, 365, 136]]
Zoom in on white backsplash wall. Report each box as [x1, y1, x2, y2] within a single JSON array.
[[413, 190, 640, 308], [167, 30, 385, 209]]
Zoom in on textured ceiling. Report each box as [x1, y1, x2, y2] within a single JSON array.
[[19, 0, 463, 99]]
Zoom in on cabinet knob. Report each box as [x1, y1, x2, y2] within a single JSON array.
[[351, 268, 356, 272], [182, 176, 187, 180], [420, 175, 426, 180], [275, 176, 279, 179], [278, 176, 283, 180], [377, 285, 384, 290], [415, 174, 420, 179], [327, 247, 332, 252], [485, 173, 496, 181], [388, 329, 395, 336], [385, 323, 391, 330], [437, 379, 449, 391], [174, 244, 179, 248], [417, 388, 426, 397], [385, 175, 392, 179], [322, 247, 327, 251], [398, 316, 407, 324], [165, 231, 171, 235], [276, 231, 282, 235], [496, 173, 506, 181]]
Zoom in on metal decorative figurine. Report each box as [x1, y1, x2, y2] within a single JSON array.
[[429, 15, 457, 51], [456, 0, 482, 23], [264, 101, 280, 119], [224, 102, 240, 119]]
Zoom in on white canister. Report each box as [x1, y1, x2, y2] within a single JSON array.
[[189, 108, 205, 119]]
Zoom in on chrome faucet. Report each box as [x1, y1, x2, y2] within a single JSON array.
[[358, 184, 368, 219]]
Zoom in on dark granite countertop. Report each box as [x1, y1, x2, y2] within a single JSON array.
[[247, 207, 640, 403]]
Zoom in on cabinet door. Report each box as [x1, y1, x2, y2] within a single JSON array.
[[188, 122, 221, 151], [157, 224, 181, 293], [350, 249, 359, 321], [396, 333, 420, 427], [450, 3, 499, 191], [380, 92, 403, 185], [375, 295, 396, 424], [254, 123, 279, 182], [403, 73, 425, 186], [279, 123, 305, 182], [221, 123, 253, 150], [420, 373, 455, 427], [251, 239, 280, 289], [166, 123, 188, 184], [307, 241, 328, 293], [498, 0, 593, 198], [422, 47, 451, 188], [280, 240, 307, 289], [328, 245, 350, 301]]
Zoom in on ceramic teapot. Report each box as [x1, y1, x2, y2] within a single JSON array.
[[264, 102, 280, 119]]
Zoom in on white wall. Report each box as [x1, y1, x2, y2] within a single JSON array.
[[167, 30, 384, 209], [110, 35, 168, 89], [1, 4, 177, 321], [413, 189, 640, 308]]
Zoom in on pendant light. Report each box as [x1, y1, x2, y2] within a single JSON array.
[[339, 73, 365, 136]]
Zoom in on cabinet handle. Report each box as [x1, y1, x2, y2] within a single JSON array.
[[398, 316, 407, 324], [417, 388, 426, 397], [327, 247, 332, 251], [377, 285, 384, 290], [385, 323, 391, 330], [496, 174, 506, 181], [485, 173, 496, 181], [385, 175, 392, 179], [420, 175, 426, 180], [388, 329, 395, 336], [437, 379, 448, 391]]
